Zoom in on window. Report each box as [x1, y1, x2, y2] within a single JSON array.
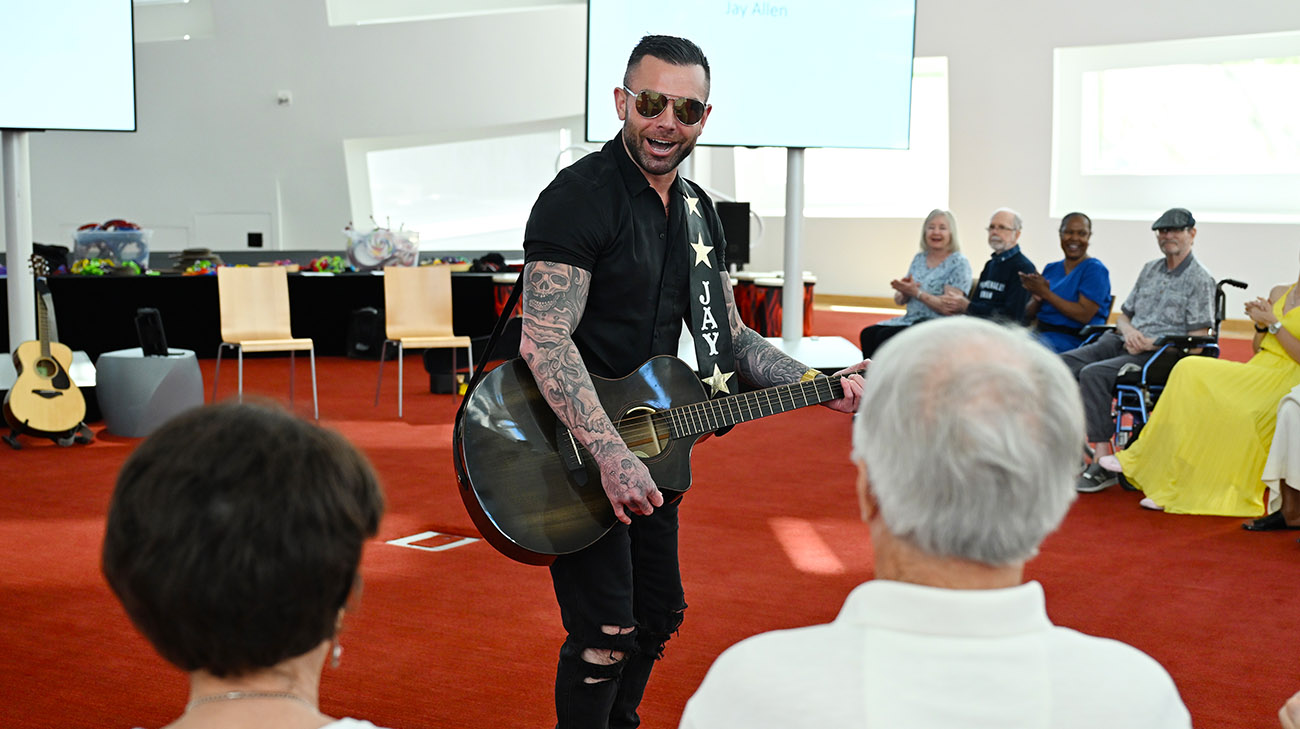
[[729, 56, 948, 218], [1053, 31, 1300, 223], [346, 117, 585, 252]]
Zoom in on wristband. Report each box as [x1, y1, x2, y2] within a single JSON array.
[[1256, 324, 1269, 333], [800, 368, 823, 382]]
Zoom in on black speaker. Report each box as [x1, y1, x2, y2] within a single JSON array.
[[423, 348, 471, 394], [346, 307, 393, 360], [717, 201, 750, 268], [134, 308, 168, 356]]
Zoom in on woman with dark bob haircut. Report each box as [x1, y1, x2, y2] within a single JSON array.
[[102, 401, 390, 729]]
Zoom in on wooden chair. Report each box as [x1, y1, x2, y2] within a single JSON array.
[[374, 265, 473, 417], [212, 266, 318, 419]]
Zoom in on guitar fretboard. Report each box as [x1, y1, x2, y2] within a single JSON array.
[[662, 374, 845, 438], [36, 290, 51, 360]]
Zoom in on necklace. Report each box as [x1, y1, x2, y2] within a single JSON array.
[[185, 690, 316, 712]]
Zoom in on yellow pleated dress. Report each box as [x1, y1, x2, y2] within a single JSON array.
[[1117, 287, 1300, 516]]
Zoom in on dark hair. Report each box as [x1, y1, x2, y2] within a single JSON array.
[[624, 35, 711, 98], [1059, 212, 1092, 233], [102, 401, 385, 677]]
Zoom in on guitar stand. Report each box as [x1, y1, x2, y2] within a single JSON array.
[[3, 422, 94, 450]]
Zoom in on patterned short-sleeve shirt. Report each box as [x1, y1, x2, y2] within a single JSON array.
[[1121, 253, 1215, 339]]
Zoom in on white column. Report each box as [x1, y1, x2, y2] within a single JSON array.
[[781, 147, 805, 345], [3, 129, 37, 350]]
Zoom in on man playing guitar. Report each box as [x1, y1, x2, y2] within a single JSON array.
[[518, 35, 866, 729]]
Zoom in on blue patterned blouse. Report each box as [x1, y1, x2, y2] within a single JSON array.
[[879, 251, 973, 326]]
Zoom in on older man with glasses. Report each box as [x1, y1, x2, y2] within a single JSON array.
[[1070, 207, 1216, 492], [941, 207, 1037, 322]]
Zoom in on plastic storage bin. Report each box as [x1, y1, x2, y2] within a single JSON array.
[[72, 229, 151, 268]]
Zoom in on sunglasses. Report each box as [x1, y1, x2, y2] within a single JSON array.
[[622, 87, 707, 126]]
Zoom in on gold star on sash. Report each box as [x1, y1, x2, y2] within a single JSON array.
[[690, 232, 713, 268], [702, 363, 734, 395]]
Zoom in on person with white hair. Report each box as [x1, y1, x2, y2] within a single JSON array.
[[857, 209, 972, 358], [1071, 207, 1215, 491], [679, 317, 1191, 729], [941, 207, 1037, 322], [1097, 257, 1300, 517]]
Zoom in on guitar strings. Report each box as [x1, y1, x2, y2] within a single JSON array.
[[614, 374, 845, 444]]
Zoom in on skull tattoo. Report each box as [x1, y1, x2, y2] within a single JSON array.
[[529, 268, 572, 313]]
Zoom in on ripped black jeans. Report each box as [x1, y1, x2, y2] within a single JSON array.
[[549, 496, 687, 729]]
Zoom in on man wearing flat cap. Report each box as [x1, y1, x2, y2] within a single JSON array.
[[1066, 207, 1215, 493]]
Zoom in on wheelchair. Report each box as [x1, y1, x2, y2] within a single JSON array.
[[1080, 278, 1247, 450]]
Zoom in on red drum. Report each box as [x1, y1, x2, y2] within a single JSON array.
[[730, 271, 771, 329], [753, 278, 784, 337], [802, 274, 817, 333], [492, 273, 521, 318], [749, 274, 817, 337]]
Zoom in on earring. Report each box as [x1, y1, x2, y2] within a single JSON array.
[[330, 607, 345, 668]]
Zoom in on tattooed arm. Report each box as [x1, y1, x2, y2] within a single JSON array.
[[518, 261, 663, 524], [721, 272, 866, 413]]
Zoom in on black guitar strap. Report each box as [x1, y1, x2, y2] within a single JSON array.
[[461, 275, 522, 399], [682, 184, 736, 398]]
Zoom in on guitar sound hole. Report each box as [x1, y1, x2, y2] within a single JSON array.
[[623, 406, 669, 458], [34, 359, 57, 378]]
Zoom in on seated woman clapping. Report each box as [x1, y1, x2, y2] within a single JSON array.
[[1020, 212, 1112, 354], [102, 401, 391, 729], [1095, 256, 1300, 515], [858, 209, 972, 358], [1243, 383, 1300, 530]]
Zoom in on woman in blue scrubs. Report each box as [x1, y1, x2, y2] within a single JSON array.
[[1021, 212, 1112, 353]]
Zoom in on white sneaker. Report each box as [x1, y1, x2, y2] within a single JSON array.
[[1139, 497, 1163, 511]]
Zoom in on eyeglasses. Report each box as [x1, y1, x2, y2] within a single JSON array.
[[1155, 227, 1189, 234], [622, 87, 707, 126], [986, 224, 1017, 233]]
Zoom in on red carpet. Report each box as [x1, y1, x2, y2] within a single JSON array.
[[0, 311, 1290, 728]]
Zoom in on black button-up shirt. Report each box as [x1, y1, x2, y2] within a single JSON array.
[[524, 139, 728, 379]]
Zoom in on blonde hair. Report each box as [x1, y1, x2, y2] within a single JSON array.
[[918, 209, 960, 253]]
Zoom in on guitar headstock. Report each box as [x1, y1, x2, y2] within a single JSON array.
[[28, 254, 53, 296], [28, 254, 50, 279]]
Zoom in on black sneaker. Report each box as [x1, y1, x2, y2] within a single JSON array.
[[1076, 462, 1118, 493]]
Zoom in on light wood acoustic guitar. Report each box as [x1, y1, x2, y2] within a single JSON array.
[[453, 355, 845, 565], [3, 256, 87, 445]]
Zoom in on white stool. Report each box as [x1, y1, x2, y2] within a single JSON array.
[[96, 348, 204, 437]]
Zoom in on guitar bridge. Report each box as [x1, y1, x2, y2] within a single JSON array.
[[555, 422, 588, 486]]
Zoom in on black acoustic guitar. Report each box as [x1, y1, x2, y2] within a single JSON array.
[[3, 256, 87, 444], [454, 356, 845, 565]]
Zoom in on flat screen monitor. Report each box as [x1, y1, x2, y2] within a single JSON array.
[[586, 0, 915, 150], [0, 0, 137, 132]]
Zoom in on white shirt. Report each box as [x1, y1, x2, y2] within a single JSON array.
[[679, 580, 1190, 729]]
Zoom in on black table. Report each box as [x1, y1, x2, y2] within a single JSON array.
[[0, 271, 500, 360]]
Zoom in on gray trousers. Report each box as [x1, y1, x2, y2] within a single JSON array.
[[1060, 332, 1150, 442]]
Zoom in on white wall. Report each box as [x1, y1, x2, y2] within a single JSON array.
[[744, 0, 1300, 314], [11, 0, 1300, 312], [20, 0, 587, 253]]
